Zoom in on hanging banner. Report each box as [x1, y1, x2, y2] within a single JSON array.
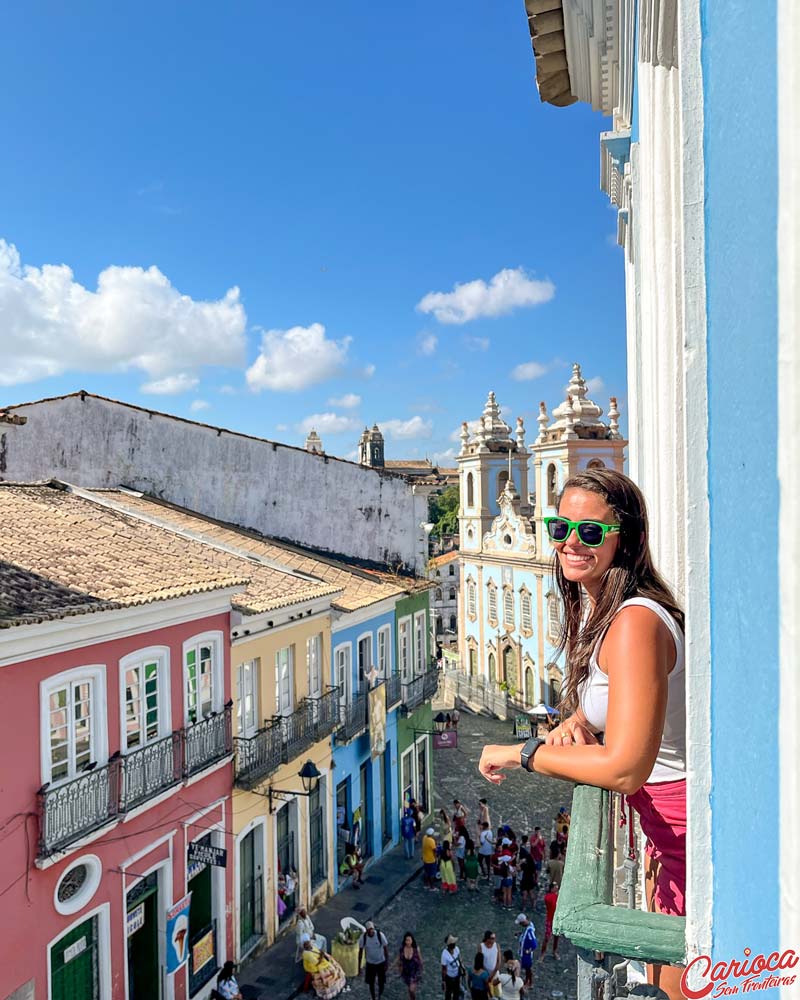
[[166, 893, 192, 974], [433, 730, 458, 749], [369, 682, 387, 759]]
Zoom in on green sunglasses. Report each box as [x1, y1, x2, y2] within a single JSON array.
[[544, 516, 621, 548]]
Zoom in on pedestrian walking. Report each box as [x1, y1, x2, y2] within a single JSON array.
[[454, 827, 467, 880], [478, 822, 494, 878], [441, 935, 462, 1000], [464, 842, 480, 891], [514, 913, 537, 988], [539, 883, 561, 961], [439, 840, 458, 893], [358, 921, 389, 1000], [545, 841, 564, 889], [451, 708, 460, 730], [401, 809, 417, 860], [478, 798, 491, 834], [422, 827, 439, 891], [479, 930, 500, 979], [397, 932, 423, 1000], [499, 859, 514, 910], [468, 952, 492, 1000]]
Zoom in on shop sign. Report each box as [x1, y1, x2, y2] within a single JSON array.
[[187, 841, 227, 868], [433, 731, 458, 749], [64, 937, 87, 963], [127, 903, 145, 937]]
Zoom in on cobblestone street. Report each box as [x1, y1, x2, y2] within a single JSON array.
[[341, 711, 578, 1000]]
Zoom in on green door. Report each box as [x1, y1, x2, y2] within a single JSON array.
[[128, 871, 160, 1000], [51, 915, 99, 1000]]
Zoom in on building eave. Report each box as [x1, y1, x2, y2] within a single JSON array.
[[523, 0, 577, 108]]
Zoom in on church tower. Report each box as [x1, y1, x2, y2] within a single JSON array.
[[305, 429, 324, 454], [456, 391, 530, 556], [358, 424, 385, 468]]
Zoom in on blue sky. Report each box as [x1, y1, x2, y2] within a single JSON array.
[[0, 2, 625, 463]]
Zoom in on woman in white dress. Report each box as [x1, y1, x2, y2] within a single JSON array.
[[296, 906, 327, 957]]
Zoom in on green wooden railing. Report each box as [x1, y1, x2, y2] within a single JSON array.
[[553, 784, 686, 966]]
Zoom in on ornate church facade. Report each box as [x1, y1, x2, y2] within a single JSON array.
[[456, 365, 627, 709]]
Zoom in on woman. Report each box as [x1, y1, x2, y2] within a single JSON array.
[[454, 826, 467, 880], [478, 469, 686, 1000], [479, 930, 500, 979], [438, 807, 452, 842], [216, 961, 243, 1000], [439, 839, 458, 893], [496, 962, 524, 1000], [545, 842, 563, 889], [296, 905, 327, 957], [302, 936, 349, 999], [397, 932, 423, 1000], [468, 952, 492, 1000]]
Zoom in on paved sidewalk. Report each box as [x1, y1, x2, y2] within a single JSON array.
[[238, 845, 421, 1000]]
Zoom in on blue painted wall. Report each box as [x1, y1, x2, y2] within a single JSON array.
[[701, 0, 778, 958]]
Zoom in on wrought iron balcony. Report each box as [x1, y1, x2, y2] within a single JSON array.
[[234, 720, 283, 789], [422, 666, 440, 701], [38, 759, 121, 857], [278, 700, 317, 763], [385, 673, 402, 709], [338, 691, 368, 743], [120, 732, 183, 811], [307, 685, 340, 740], [184, 702, 234, 777], [554, 784, 685, 998], [401, 675, 424, 712]]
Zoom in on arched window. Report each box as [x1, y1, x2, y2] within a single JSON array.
[[487, 585, 498, 625], [466, 472, 474, 508], [435, 588, 443, 602], [547, 592, 560, 640], [449, 615, 456, 632], [435, 616, 443, 635], [502, 645, 517, 691], [546, 464, 558, 506], [448, 565, 455, 577], [549, 675, 562, 708], [503, 588, 514, 629], [488, 652, 497, 684], [497, 470, 509, 499], [469, 647, 477, 676], [467, 580, 477, 619], [520, 591, 532, 633], [587, 458, 606, 470], [449, 588, 456, 601], [525, 665, 535, 705]]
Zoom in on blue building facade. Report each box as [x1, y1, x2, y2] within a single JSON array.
[[457, 375, 626, 708], [330, 602, 402, 889]]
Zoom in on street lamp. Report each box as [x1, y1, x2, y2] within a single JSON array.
[[268, 760, 322, 812], [433, 712, 447, 734]]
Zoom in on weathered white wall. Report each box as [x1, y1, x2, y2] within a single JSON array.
[[0, 393, 429, 571]]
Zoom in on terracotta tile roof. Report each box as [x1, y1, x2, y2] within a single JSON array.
[[83, 489, 416, 612], [384, 460, 434, 471], [0, 562, 119, 628], [429, 550, 460, 567], [0, 483, 338, 628]]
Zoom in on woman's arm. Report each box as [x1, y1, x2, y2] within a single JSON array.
[[478, 607, 673, 794]]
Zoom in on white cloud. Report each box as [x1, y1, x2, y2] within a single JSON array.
[[464, 336, 490, 351], [218, 384, 238, 395], [328, 392, 361, 409], [417, 333, 438, 356], [586, 376, 605, 395], [450, 418, 482, 442], [246, 323, 351, 392], [190, 399, 210, 412], [295, 412, 361, 435], [276, 423, 289, 432], [430, 448, 457, 466], [0, 239, 246, 387], [511, 360, 548, 382], [379, 416, 433, 440], [361, 363, 376, 379], [416, 267, 555, 325], [141, 373, 199, 395]]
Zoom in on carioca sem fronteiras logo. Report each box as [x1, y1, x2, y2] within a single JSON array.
[[680, 948, 799, 998]]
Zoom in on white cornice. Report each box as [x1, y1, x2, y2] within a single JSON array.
[[0, 587, 241, 668], [562, 0, 619, 115], [331, 594, 403, 632]]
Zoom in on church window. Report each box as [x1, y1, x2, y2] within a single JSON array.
[[497, 470, 509, 498], [468, 645, 477, 676], [466, 472, 474, 508], [503, 533, 513, 547], [488, 652, 496, 684], [503, 588, 514, 629], [487, 585, 498, 625], [547, 464, 558, 506], [520, 591, 532, 633], [467, 580, 477, 620], [435, 588, 443, 602], [449, 588, 456, 600], [449, 615, 456, 632], [448, 565, 455, 577], [436, 616, 443, 635], [547, 592, 561, 640]]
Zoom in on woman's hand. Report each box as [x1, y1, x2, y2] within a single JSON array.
[[478, 743, 524, 784], [545, 714, 599, 748]]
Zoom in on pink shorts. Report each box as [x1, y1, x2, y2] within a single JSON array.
[[626, 778, 686, 917]]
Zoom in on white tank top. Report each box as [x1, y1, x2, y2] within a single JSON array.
[[577, 597, 686, 783]]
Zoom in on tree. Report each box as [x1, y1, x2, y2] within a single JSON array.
[[429, 485, 459, 539]]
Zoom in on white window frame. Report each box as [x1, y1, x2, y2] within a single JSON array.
[[119, 646, 171, 754], [41, 664, 108, 788], [377, 625, 392, 679], [487, 583, 498, 625], [520, 590, 533, 633], [307, 634, 322, 700], [467, 579, 477, 620], [413, 610, 426, 677], [334, 642, 352, 709], [503, 587, 515, 629], [236, 658, 260, 737], [398, 616, 412, 683], [275, 645, 294, 717], [546, 592, 561, 641], [183, 631, 224, 725], [356, 631, 373, 688]]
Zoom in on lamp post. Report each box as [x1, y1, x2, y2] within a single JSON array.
[[268, 760, 322, 813]]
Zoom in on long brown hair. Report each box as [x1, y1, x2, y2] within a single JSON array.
[[553, 468, 684, 715]]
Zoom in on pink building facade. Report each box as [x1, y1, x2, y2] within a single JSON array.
[[0, 590, 239, 1000]]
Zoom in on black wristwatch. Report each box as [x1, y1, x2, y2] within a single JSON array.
[[520, 737, 545, 773]]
